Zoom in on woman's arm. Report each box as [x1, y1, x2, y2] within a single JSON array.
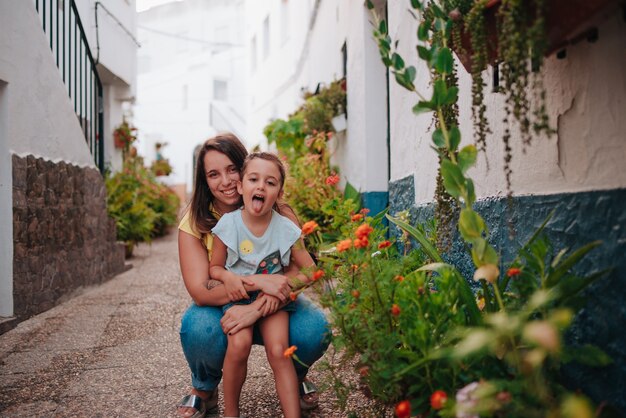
[[178, 229, 231, 306]]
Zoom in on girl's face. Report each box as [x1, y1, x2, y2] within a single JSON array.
[[203, 150, 242, 213], [237, 158, 283, 217]]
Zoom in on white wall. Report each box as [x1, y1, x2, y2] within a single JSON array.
[[388, 7, 626, 205], [135, 0, 247, 193], [0, 1, 95, 167]]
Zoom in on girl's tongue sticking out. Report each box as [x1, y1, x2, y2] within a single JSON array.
[[251, 194, 265, 213]]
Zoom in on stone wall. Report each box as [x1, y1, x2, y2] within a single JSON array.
[[389, 175, 626, 414], [11, 155, 127, 327]]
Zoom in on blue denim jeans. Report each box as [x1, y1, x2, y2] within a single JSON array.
[[179, 294, 330, 391]]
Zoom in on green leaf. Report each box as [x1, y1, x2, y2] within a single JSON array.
[[435, 47, 453, 74], [459, 208, 485, 241], [432, 79, 448, 106], [391, 53, 405, 70], [379, 19, 388, 35], [343, 182, 361, 211], [387, 215, 442, 262], [471, 237, 499, 266], [410, 0, 422, 9], [365, 0, 374, 9], [545, 241, 602, 288], [441, 159, 465, 199], [417, 45, 431, 62], [458, 145, 477, 173], [449, 125, 461, 152], [445, 86, 459, 105], [432, 128, 445, 148], [562, 344, 613, 367], [466, 178, 476, 206], [557, 268, 611, 304], [405, 65, 416, 83], [394, 71, 415, 92], [412, 101, 434, 115], [418, 22, 430, 41]]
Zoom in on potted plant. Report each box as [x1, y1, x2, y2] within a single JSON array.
[[113, 120, 137, 150]]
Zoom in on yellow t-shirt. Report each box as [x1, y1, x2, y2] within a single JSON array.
[[178, 208, 221, 261]]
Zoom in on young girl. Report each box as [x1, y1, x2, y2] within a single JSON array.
[[210, 152, 314, 418]]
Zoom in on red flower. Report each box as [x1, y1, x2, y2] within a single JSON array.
[[337, 239, 353, 252], [355, 223, 374, 239], [430, 390, 448, 410], [395, 400, 411, 418], [394, 275, 405, 282], [360, 208, 370, 215], [325, 173, 340, 185], [378, 240, 392, 249], [301, 220, 319, 235], [358, 365, 369, 377], [506, 267, 522, 277], [391, 304, 401, 316], [351, 213, 364, 222], [283, 345, 298, 358], [312, 270, 325, 281], [351, 264, 359, 272], [353, 237, 369, 248], [289, 292, 298, 301], [351, 289, 360, 298]]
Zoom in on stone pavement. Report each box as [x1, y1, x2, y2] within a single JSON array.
[[0, 231, 386, 417]]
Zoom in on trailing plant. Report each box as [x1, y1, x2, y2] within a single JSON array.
[[292, 1, 612, 416]]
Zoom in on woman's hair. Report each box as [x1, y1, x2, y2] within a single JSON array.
[[189, 133, 248, 236], [242, 152, 287, 212]]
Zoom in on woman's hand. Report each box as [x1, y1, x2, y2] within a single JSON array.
[[221, 302, 263, 335], [252, 274, 291, 302], [258, 293, 281, 317]]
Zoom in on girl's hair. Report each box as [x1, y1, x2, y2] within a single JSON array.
[[189, 133, 248, 236], [242, 152, 287, 212]]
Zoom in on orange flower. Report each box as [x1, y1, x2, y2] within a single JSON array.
[[360, 208, 370, 215], [351, 213, 364, 222], [355, 223, 374, 239], [506, 267, 522, 277], [351, 264, 359, 272], [283, 345, 298, 358], [395, 400, 411, 418], [301, 220, 319, 235], [391, 304, 401, 316], [353, 237, 369, 248], [351, 289, 360, 298], [325, 173, 340, 185], [430, 390, 448, 410], [289, 292, 298, 301], [394, 275, 405, 282], [378, 240, 392, 249], [312, 270, 325, 281], [337, 239, 353, 252]]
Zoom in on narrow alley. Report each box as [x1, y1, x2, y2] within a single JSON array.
[[0, 231, 384, 417]]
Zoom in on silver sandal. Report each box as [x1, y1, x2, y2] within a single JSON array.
[[177, 390, 219, 418]]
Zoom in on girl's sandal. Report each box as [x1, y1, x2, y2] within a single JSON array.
[[299, 379, 319, 411]]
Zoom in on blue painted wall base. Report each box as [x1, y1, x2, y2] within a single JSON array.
[[361, 191, 388, 217], [388, 175, 626, 413]]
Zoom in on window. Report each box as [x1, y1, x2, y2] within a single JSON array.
[[250, 35, 257, 72], [213, 80, 228, 101], [262, 16, 270, 60]]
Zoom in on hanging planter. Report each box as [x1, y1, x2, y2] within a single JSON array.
[[452, 0, 619, 73]]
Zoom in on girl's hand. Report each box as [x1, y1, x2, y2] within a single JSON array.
[[221, 303, 262, 335], [258, 294, 281, 317], [224, 274, 251, 302], [255, 274, 290, 302]]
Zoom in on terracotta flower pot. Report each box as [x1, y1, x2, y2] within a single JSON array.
[[452, 0, 620, 73]]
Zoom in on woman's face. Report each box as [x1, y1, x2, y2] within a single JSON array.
[[203, 150, 242, 213]]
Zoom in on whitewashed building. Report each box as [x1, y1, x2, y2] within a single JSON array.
[[0, 0, 137, 331], [248, 0, 626, 411], [135, 0, 248, 197]]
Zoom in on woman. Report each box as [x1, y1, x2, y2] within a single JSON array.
[[177, 133, 329, 418]]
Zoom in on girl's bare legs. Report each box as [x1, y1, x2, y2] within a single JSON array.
[[259, 311, 300, 418], [223, 325, 253, 417]]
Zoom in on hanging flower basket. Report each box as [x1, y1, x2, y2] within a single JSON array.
[[452, 0, 619, 73], [112, 121, 137, 150]]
